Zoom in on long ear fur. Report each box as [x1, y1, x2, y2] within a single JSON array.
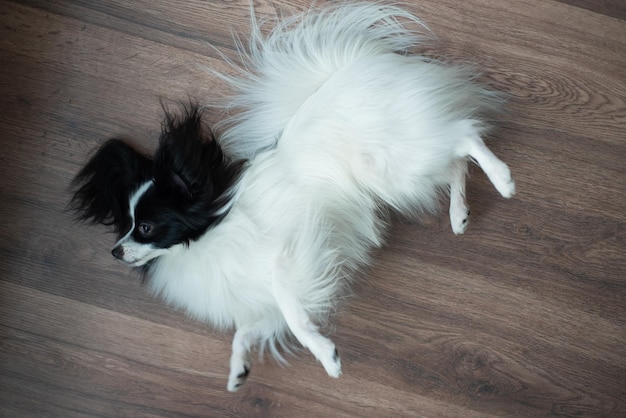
[[70, 139, 153, 233], [154, 105, 244, 222]]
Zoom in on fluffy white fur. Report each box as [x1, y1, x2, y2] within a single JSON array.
[[133, 2, 514, 391]]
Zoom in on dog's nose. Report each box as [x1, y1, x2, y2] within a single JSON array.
[[111, 245, 124, 260]]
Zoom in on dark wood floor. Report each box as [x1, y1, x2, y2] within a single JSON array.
[[1, 0, 624, 416]]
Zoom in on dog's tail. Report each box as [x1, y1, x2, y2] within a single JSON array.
[[214, 2, 431, 159]]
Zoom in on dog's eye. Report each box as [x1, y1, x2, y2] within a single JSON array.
[[138, 222, 154, 236]]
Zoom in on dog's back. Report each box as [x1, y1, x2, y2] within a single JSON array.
[[216, 3, 431, 160]]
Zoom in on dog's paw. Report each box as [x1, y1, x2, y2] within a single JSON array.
[[501, 178, 516, 198], [320, 345, 342, 378], [227, 359, 251, 392], [450, 205, 470, 235], [492, 163, 516, 198]]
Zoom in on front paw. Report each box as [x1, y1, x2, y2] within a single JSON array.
[[227, 361, 251, 392], [320, 345, 342, 378], [450, 206, 470, 235]]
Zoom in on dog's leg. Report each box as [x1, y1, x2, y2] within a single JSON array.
[[467, 136, 516, 198], [227, 325, 257, 392], [449, 159, 470, 235], [271, 276, 341, 378]]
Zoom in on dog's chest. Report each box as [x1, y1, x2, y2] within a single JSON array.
[[147, 252, 276, 329]]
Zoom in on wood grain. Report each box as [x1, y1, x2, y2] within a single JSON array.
[[1, 0, 624, 416]]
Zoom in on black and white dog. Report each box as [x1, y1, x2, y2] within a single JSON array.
[[72, 3, 515, 391]]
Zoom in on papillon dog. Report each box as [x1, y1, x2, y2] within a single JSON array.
[[71, 2, 515, 391]]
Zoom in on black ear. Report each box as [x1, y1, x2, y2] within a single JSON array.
[[168, 171, 193, 201], [154, 105, 225, 203], [152, 103, 196, 203], [154, 105, 206, 200], [153, 103, 245, 229], [70, 139, 153, 233]]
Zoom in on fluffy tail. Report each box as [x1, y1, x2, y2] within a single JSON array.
[[214, 2, 431, 160]]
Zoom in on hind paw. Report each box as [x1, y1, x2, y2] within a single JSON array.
[[492, 163, 516, 198]]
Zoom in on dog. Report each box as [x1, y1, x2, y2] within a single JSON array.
[[71, 2, 515, 391]]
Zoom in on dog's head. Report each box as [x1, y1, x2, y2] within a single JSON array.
[[71, 105, 244, 267]]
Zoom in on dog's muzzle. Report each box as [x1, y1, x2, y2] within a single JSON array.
[[111, 245, 124, 260]]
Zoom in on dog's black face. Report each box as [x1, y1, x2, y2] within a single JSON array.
[[129, 183, 198, 248], [71, 105, 244, 266]]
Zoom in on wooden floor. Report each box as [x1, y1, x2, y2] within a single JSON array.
[[1, 0, 624, 416]]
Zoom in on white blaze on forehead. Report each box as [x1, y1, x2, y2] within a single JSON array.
[[129, 180, 154, 219], [116, 180, 154, 244]]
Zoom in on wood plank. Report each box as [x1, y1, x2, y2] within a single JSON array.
[[556, 0, 626, 20]]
